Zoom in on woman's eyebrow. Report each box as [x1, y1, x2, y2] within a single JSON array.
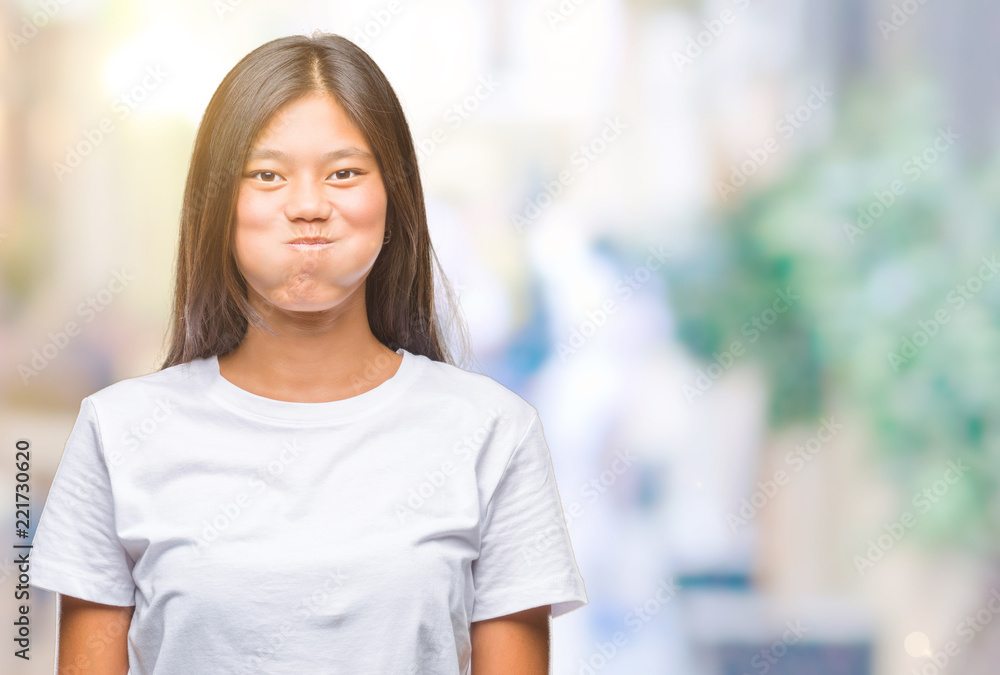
[[247, 146, 374, 162]]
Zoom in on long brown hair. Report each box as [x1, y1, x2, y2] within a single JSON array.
[[159, 31, 472, 370]]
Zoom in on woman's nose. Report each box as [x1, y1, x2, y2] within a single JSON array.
[[284, 178, 332, 222]]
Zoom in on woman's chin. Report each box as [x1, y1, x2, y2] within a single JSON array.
[[265, 292, 353, 314]]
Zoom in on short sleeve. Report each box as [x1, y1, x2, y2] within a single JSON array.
[[29, 397, 136, 606], [471, 410, 588, 622]]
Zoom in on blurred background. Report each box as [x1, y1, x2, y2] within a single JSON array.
[[2, 0, 999, 673]]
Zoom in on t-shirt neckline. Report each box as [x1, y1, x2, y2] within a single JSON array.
[[201, 347, 420, 424]]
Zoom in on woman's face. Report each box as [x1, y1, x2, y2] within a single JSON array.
[[233, 92, 387, 313]]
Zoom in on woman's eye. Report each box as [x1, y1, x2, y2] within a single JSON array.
[[248, 170, 280, 182], [332, 169, 361, 180], [245, 169, 360, 182]]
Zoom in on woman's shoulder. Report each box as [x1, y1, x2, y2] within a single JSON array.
[[82, 356, 213, 413], [410, 353, 540, 424]]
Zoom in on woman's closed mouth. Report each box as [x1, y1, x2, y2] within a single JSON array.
[[287, 237, 334, 250]]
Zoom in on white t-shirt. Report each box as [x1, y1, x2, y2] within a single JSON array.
[[29, 347, 587, 674]]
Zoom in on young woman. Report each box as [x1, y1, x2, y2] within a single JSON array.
[[29, 32, 587, 674]]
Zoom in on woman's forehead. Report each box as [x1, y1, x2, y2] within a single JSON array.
[[255, 95, 369, 146]]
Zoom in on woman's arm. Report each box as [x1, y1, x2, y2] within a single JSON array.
[[57, 595, 133, 674], [470, 604, 551, 675]]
